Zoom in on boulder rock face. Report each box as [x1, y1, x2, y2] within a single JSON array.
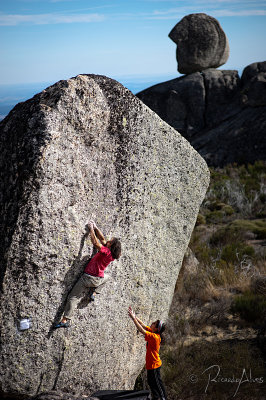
[[0, 75, 209, 398], [241, 61, 266, 107], [169, 13, 229, 74], [137, 62, 266, 166]]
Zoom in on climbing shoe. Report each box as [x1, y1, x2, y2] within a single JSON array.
[[54, 321, 70, 329], [90, 294, 95, 302]]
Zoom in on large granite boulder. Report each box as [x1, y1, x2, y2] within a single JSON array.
[[0, 74, 209, 398], [169, 13, 230, 74], [137, 62, 266, 166]]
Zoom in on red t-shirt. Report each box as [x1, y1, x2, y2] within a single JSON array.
[[145, 326, 162, 370], [84, 246, 114, 278]]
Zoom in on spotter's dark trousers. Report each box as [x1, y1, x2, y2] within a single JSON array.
[[147, 367, 167, 400]]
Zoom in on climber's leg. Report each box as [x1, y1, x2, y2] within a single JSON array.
[[62, 275, 87, 320], [93, 274, 110, 294], [82, 273, 111, 297]]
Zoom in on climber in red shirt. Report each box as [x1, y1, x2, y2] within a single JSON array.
[[128, 306, 167, 400], [55, 221, 121, 328]]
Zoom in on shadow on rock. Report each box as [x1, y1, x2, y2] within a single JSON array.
[[92, 390, 150, 399], [48, 229, 97, 338]]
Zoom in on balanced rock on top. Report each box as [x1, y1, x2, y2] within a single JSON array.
[[169, 13, 230, 74]]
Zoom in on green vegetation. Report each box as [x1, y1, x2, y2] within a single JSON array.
[[190, 161, 266, 288], [196, 213, 206, 226], [230, 219, 266, 239], [220, 242, 255, 264], [158, 162, 266, 400], [231, 291, 266, 322]]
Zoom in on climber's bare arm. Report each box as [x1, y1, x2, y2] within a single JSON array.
[[94, 225, 107, 245], [128, 307, 146, 336], [88, 220, 107, 246], [130, 315, 146, 336], [135, 316, 146, 329], [89, 225, 102, 251]]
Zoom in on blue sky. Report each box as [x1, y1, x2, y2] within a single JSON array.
[[0, 0, 266, 85]]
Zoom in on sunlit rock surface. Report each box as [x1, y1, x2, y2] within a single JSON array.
[[0, 74, 209, 398]]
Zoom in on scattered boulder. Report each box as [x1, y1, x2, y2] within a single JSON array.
[[169, 13, 229, 74], [0, 74, 209, 398], [241, 62, 266, 107], [241, 61, 266, 84], [182, 247, 199, 275]]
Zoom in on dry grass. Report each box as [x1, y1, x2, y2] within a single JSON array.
[[161, 340, 266, 400], [157, 162, 266, 400]]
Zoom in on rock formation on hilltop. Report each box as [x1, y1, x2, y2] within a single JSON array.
[[0, 74, 209, 399], [138, 25, 266, 167], [169, 13, 230, 74]]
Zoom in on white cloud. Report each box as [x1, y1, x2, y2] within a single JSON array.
[[147, 9, 266, 19], [0, 12, 105, 26], [144, 1, 266, 19], [213, 9, 266, 16], [1, 0, 265, 26], [142, 0, 266, 16]]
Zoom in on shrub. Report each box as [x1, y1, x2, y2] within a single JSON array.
[[256, 210, 266, 218], [209, 261, 238, 287], [182, 270, 219, 303], [230, 219, 266, 239], [223, 205, 235, 215], [192, 243, 219, 266], [231, 291, 266, 322], [207, 202, 234, 215], [210, 219, 266, 246], [209, 225, 245, 246], [208, 201, 227, 211], [202, 161, 266, 218], [161, 340, 266, 400], [259, 193, 266, 204], [221, 243, 255, 264], [251, 276, 266, 296], [196, 213, 206, 226], [206, 210, 224, 223]]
